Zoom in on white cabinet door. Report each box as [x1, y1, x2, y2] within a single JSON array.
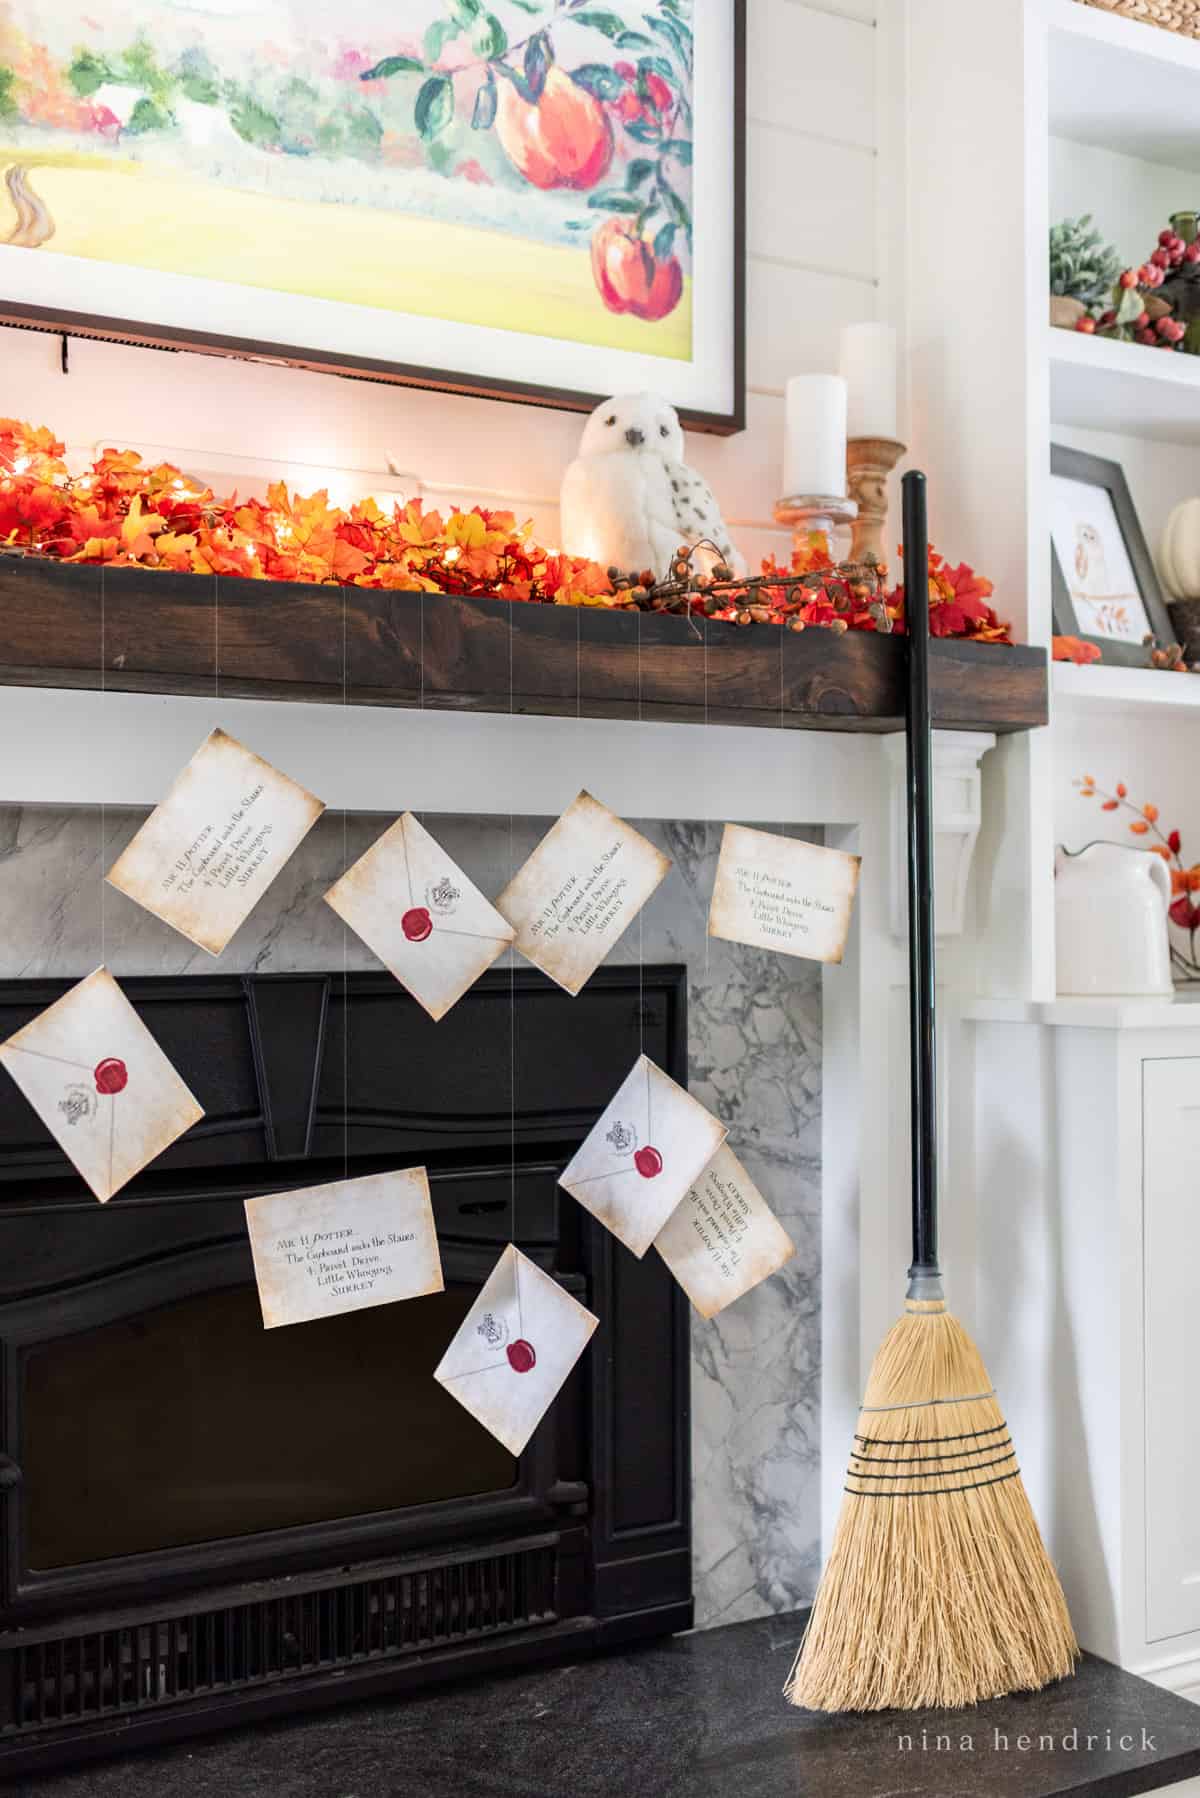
[[1144, 1057, 1200, 1643]]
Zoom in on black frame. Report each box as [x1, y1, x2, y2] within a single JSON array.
[[0, 4, 746, 435], [1050, 443, 1173, 666]]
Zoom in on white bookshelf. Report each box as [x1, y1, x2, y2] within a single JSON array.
[[1050, 327, 1200, 446], [1046, 0, 1200, 170], [903, 0, 1200, 1003], [1042, 0, 1200, 958], [1053, 659, 1200, 715]]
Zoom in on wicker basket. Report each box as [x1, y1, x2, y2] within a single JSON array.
[[1075, 0, 1200, 39]]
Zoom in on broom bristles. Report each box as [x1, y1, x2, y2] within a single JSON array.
[[785, 1301, 1078, 1712]]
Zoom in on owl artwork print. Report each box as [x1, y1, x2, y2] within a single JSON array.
[[1050, 470, 1154, 644]]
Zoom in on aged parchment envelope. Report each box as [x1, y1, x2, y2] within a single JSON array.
[[496, 791, 671, 996], [0, 966, 204, 1203], [244, 1167, 443, 1329], [434, 1244, 598, 1457], [654, 1143, 795, 1319], [107, 728, 325, 956], [323, 812, 514, 1021], [707, 824, 861, 965], [558, 1054, 727, 1258]]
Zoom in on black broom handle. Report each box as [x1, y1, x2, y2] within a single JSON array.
[[902, 470, 939, 1289]]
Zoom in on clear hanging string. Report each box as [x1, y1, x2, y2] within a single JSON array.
[[637, 608, 644, 1064], [99, 566, 107, 971], [342, 583, 349, 1182], [703, 600, 709, 980], [509, 598, 517, 1256], [780, 617, 789, 841]]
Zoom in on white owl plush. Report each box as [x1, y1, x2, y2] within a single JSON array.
[[559, 392, 745, 583]]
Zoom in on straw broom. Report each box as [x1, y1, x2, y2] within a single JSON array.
[[785, 471, 1078, 1713]]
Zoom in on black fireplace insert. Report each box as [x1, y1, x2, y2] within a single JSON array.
[[0, 967, 692, 1775]]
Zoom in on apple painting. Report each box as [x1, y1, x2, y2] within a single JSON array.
[[362, 4, 693, 329], [591, 215, 683, 322], [0, 1, 740, 424], [494, 64, 614, 193]]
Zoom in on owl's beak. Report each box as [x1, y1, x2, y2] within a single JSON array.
[[625, 428, 645, 448]]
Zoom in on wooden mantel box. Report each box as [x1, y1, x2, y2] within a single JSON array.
[[0, 559, 1048, 735]]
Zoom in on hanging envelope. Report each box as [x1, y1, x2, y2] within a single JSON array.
[[654, 1143, 796, 1319], [496, 791, 671, 996], [434, 1244, 598, 1457], [323, 812, 514, 1022], [0, 966, 204, 1203], [244, 1167, 443, 1329], [106, 727, 325, 957], [707, 823, 861, 965], [558, 1054, 728, 1259]]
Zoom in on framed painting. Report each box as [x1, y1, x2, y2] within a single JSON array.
[[1050, 444, 1173, 666], [0, 0, 745, 432]]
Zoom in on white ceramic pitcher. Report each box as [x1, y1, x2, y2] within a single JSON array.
[[1055, 841, 1173, 997]]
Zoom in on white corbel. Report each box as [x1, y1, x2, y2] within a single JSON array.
[[882, 730, 996, 938]]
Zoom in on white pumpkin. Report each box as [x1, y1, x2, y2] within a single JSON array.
[[1160, 497, 1200, 601]]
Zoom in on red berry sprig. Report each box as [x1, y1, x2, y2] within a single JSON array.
[[1078, 213, 1200, 353]]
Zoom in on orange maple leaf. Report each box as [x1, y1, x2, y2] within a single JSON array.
[[395, 499, 446, 547], [119, 495, 165, 560], [0, 479, 65, 542], [154, 532, 198, 570], [361, 563, 443, 592], [65, 534, 120, 563]]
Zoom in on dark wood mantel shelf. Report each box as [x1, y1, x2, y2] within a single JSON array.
[[0, 558, 1048, 734]]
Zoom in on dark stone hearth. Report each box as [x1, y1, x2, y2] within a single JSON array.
[[11, 1612, 1200, 1798]]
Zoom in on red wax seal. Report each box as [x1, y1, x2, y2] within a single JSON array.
[[402, 907, 433, 943], [634, 1145, 663, 1179], [94, 1058, 128, 1095], [506, 1339, 537, 1374]]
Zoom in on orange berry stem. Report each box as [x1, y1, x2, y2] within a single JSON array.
[[1077, 776, 1181, 867]]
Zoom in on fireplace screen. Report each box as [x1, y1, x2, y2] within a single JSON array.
[[22, 1283, 516, 1570], [0, 968, 691, 1776]]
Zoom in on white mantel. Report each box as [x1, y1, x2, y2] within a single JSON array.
[[0, 683, 997, 1562]]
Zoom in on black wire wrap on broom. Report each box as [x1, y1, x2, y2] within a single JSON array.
[[903, 470, 939, 1283], [847, 1449, 1017, 1481], [845, 1470, 1022, 1499], [854, 1420, 1010, 1448], [850, 1436, 1013, 1465]]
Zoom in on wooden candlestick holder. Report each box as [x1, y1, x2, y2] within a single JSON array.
[[846, 437, 906, 568]]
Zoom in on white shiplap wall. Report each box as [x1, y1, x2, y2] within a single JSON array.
[[0, 0, 880, 572]]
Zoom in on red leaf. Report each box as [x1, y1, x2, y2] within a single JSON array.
[[929, 601, 968, 637]]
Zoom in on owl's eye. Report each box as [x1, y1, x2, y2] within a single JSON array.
[[659, 425, 669, 438], [605, 415, 617, 426]]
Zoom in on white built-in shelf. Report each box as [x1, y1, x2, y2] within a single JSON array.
[[1046, 0, 1200, 173], [1053, 658, 1200, 717], [1049, 326, 1200, 446], [963, 989, 1200, 1029]]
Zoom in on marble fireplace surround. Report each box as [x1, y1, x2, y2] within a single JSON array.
[[0, 687, 990, 1635]]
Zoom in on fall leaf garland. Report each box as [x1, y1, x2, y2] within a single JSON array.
[[0, 420, 617, 607], [0, 419, 1009, 642]]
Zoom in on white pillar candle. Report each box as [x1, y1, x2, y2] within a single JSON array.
[[782, 375, 847, 498], [839, 321, 898, 441]]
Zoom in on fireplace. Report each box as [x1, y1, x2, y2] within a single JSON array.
[[0, 967, 691, 1775]]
